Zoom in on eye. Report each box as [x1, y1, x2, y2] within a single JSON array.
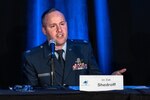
[[60, 22, 65, 26], [50, 25, 55, 28]]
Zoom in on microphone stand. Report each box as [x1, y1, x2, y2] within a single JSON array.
[[50, 57, 55, 86], [49, 39, 56, 86], [48, 40, 68, 90], [49, 55, 68, 90]]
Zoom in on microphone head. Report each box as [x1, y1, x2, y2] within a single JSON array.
[[49, 39, 56, 58], [49, 39, 56, 45]]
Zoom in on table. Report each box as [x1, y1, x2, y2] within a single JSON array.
[[0, 86, 150, 100]]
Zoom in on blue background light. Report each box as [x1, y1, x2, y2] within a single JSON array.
[[94, 0, 112, 74]]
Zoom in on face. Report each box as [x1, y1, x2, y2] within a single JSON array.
[[42, 11, 68, 47]]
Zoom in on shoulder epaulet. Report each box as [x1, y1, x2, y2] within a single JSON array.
[[25, 50, 31, 53], [70, 39, 88, 44], [25, 45, 44, 54]]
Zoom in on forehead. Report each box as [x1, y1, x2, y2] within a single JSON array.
[[45, 11, 66, 22]]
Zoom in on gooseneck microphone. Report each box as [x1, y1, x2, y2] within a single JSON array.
[[49, 39, 56, 86]]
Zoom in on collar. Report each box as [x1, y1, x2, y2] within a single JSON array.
[[55, 42, 67, 60]]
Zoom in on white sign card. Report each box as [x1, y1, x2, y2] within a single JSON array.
[[80, 75, 123, 91]]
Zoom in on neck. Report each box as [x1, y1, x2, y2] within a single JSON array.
[[55, 45, 63, 50]]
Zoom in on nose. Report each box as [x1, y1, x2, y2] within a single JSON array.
[[56, 25, 62, 33]]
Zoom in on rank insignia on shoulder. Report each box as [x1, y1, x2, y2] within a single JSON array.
[[25, 50, 31, 53], [71, 39, 88, 43]]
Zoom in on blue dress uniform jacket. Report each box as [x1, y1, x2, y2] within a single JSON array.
[[22, 39, 101, 87]]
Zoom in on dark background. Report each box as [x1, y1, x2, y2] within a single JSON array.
[[0, 0, 150, 87]]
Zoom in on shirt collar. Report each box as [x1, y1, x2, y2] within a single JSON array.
[[55, 42, 67, 60], [62, 42, 67, 54]]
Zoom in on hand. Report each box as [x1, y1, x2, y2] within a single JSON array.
[[111, 68, 127, 75]]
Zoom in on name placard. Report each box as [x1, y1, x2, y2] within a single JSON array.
[[80, 75, 123, 91]]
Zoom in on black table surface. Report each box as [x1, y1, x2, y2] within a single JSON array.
[[0, 86, 150, 100]]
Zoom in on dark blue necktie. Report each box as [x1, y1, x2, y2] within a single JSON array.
[[56, 49, 65, 85]]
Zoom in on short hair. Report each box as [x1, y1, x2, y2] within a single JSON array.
[[41, 8, 62, 27]]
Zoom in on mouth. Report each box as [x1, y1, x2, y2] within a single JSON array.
[[56, 33, 63, 38]]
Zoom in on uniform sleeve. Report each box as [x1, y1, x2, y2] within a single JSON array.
[[22, 52, 39, 86]]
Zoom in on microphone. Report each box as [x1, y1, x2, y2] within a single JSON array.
[[49, 39, 56, 58], [48, 39, 67, 88], [49, 39, 56, 86]]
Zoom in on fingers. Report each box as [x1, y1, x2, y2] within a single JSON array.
[[112, 68, 127, 75], [119, 68, 127, 74], [112, 71, 121, 75]]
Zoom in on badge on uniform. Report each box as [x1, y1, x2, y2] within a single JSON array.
[[72, 58, 87, 70]]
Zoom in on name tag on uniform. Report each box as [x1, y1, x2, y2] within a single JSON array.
[[80, 75, 123, 91]]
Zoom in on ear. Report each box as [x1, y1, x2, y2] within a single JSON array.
[[42, 26, 46, 35]]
